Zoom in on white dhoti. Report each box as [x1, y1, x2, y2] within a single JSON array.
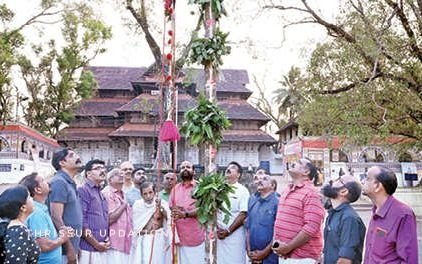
[[107, 248, 130, 263], [178, 242, 205, 264], [216, 227, 247, 264], [130, 228, 169, 264], [130, 199, 171, 264], [79, 250, 108, 264]]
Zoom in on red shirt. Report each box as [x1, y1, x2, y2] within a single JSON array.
[[169, 181, 205, 247], [274, 180, 324, 260]]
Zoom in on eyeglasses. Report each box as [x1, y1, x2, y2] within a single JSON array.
[[332, 176, 346, 188], [91, 166, 105, 171], [180, 165, 192, 169]]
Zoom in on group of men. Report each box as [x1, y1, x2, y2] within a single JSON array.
[[16, 147, 419, 264], [269, 159, 419, 264]]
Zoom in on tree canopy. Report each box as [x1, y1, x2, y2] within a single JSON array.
[[0, 1, 111, 137], [263, 0, 422, 150]]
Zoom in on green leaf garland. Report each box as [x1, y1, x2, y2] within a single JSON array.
[[192, 173, 235, 226], [180, 94, 231, 147]]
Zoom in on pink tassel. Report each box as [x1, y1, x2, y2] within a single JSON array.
[[159, 120, 180, 142]]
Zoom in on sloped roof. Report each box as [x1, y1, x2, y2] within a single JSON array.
[[87, 66, 251, 94], [0, 124, 60, 147], [75, 98, 130, 117], [222, 129, 276, 143], [218, 99, 269, 121], [109, 123, 156, 137], [117, 93, 197, 113], [86, 66, 147, 90], [57, 127, 115, 141], [186, 68, 251, 94], [116, 94, 159, 113], [276, 119, 299, 134]]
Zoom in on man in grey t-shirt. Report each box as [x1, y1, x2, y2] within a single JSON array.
[[49, 148, 83, 264]]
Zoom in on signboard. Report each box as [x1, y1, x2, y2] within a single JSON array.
[[401, 162, 418, 187], [332, 150, 339, 162], [284, 141, 302, 156]]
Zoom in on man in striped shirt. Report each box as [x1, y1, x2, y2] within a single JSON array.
[[272, 158, 325, 264]]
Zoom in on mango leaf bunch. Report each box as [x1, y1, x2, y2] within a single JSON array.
[[189, 28, 231, 68], [188, 0, 227, 20], [180, 94, 231, 147], [192, 173, 235, 225]]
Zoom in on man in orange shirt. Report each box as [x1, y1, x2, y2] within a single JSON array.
[[272, 158, 325, 264]]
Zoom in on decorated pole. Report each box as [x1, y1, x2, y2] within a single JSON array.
[[181, 1, 231, 263], [204, 1, 217, 175], [160, 1, 180, 263]]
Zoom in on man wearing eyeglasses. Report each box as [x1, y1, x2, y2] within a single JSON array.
[[362, 166, 418, 264], [246, 171, 279, 264], [321, 174, 366, 264], [78, 159, 110, 263], [272, 158, 325, 264]]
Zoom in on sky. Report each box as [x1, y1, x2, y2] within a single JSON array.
[[90, 0, 341, 92], [5, 0, 340, 128]]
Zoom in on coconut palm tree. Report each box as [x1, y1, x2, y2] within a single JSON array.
[[273, 66, 308, 121]]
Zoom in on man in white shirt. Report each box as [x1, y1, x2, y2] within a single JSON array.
[[217, 161, 250, 264]]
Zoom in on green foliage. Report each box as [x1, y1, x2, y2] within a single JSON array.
[[267, 0, 422, 150], [0, 4, 24, 124], [0, 4, 14, 22], [180, 94, 231, 147], [192, 173, 235, 225], [188, 0, 227, 20], [189, 28, 231, 68], [272, 66, 308, 121], [18, 4, 111, 137]]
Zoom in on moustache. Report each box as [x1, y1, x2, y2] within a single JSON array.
[[180, 170, 193, 178]]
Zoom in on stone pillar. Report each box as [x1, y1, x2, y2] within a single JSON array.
[[128, 137, 145, 164]]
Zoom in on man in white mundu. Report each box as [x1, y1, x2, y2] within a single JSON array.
[[131, 181, 171, 264], [217, 161, 250, 264]]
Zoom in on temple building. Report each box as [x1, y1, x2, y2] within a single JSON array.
[[277, 120, 422, 187], [58, 66, 277, 171]]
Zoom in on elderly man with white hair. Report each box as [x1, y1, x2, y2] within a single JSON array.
[[102, 168, 133, 262]]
